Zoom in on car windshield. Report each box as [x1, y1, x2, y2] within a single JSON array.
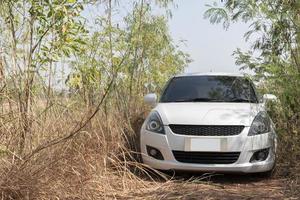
[[160, 76, 258, 103]]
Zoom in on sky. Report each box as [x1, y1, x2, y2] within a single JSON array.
[[168, 0, 251, 73]]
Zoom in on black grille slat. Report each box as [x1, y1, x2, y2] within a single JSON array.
[[173, 151, 240, 164], [169, 125, 244, 136]]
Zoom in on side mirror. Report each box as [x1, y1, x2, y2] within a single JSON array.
[[262, 94, 277, 103], [144, 93, 157, 106]]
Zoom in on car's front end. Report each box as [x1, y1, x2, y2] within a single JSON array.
[[140, 74, 277, 173]]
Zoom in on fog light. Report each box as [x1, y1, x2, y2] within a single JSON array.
[[149, 149, 158, 156], [257, 151, 266, 160], [250, 148, 269, 163], [146, 145, 164, 160]]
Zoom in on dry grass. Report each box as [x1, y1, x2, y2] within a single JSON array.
[[0, 100, 299, 199], [0, 101, 178, 199]]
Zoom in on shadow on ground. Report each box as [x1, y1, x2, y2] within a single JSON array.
[[164, 170, 274, 184], [125, 169, 287, 200]]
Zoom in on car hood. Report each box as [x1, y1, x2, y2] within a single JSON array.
[[155, 103, 262, 126]]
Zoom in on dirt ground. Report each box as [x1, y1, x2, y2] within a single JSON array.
[[114, 172, 298, 200], [159, 174, 287, 200]]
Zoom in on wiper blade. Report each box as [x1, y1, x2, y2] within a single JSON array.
[[228, 98, 251, 102], [174, 98, 222, 102]]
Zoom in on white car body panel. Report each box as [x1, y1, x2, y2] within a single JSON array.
[[157, 103, 261, 126], [140, 73, 277, 173]]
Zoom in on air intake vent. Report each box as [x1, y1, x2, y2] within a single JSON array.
[[173, 151, 240, 164], [169, 125, 244, 136]]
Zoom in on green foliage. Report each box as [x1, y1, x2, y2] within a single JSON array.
[[67, 1, 190, 108], [204, 2, 230, 30], [31, 0, 87, 64], [0, 0, 88, 95], [1, 0, 189, 109]]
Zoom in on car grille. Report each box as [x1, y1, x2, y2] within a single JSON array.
[[172, 151, 240, 164], [169, 125, 244, 136]]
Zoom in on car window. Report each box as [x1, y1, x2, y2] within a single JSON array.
[[160, 76, 258, 103]]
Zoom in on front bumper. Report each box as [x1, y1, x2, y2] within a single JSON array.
[[140, 125, 276, 173]]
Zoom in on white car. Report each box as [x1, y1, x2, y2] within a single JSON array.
[[140, 73, 277, 174]]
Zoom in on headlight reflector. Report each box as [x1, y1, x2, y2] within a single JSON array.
[[248, 112, 271, 136], [146, 111, 165, 134]]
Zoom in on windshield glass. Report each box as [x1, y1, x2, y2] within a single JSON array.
[[160, 76, 258, 103]]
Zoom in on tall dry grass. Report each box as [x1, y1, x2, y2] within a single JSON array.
[[0, 99, 186, 199], [0, 97, 300, 199]]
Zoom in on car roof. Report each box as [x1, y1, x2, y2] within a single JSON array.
[[175, 72, 246, 78]]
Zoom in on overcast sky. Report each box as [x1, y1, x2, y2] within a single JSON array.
[[169, 0, 251, 73]]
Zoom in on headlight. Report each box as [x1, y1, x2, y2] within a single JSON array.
[[248, 112, 271, 136], [146, 111, 165, 134]]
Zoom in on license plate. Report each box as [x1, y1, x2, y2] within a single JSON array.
[[185, 138, 222, 151]]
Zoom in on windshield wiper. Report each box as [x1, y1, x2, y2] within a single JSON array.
[[174, 98, 223, 102], [228, 98, 252, 102]]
